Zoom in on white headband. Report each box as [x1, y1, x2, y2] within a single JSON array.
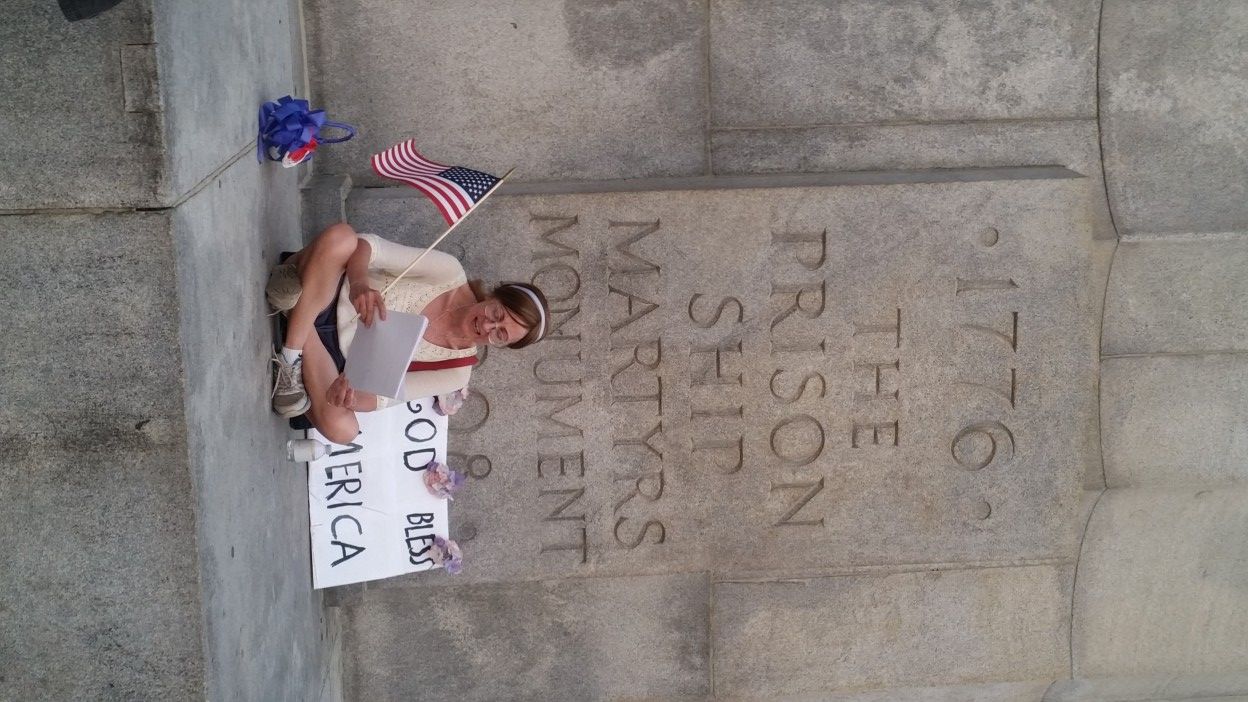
[[506, 285, 545, 340]]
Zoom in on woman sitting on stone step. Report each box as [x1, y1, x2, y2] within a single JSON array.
[[266, 222, 548, 444]]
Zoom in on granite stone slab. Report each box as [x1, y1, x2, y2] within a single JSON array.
[[710, 0, 1097, 127], [712, 120, 1101, 175], [0, 213, 202, 699], [154, 0, 302, 201], [342, 574, 709, 701], [0, 0, 162, 209], [775, 681, 1053, 701], [1102, 354, 1248, 488], [1100, 0, 1248, 235], [1102, 238, 1248, 356], [0, 213, 183, 426], [0, 152, 338, 701], [713, 565, 1072, 697], [2, 0, 302, 210], [302, 173, 351, 241], [1048, 673, 1248, 702], [170, 153, 336, 701], [304, 0, 707, 183], [710, 119, 1116, 240], [1073, 488, 1248, 678], [347, 175, 1105, 584]]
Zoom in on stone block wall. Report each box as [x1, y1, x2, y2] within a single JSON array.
[[4, 0, 1245, 697], [301, 0, 1248, 699], [1, 0, 337, 699], [0, 212, 202, 699], [1064, 2, 1248, 695], [1067, 236, 1248, 697]]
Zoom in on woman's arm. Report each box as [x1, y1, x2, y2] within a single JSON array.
[[338, 368, 470, 412], [345, 236, 372, 290], [327, 375, 380, 412], [374, 367, 472, 410], [345, 238, 388, 326], [357, 233, 465, 285]]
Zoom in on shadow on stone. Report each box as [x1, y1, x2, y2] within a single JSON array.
[[57, 0, 126, 22]]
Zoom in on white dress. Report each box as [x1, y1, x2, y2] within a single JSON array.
[[335, 233, 478, 408]]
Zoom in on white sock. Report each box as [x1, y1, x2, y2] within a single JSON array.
[[281, 346, 303, 364]]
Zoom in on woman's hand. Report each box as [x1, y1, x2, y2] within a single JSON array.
[[350, 282, 387, 327], [327, 373, 357, 409]]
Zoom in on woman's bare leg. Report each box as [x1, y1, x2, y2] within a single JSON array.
[[301, 327, 360, 444], [283, 222, 359, 352]]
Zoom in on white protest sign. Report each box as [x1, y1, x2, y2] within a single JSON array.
[[306, 398, 449, 589]]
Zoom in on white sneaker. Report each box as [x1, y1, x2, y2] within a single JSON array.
[[271, 352, 310, 417]]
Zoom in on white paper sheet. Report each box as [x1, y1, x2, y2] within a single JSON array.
[[344, 311, 428, 399]]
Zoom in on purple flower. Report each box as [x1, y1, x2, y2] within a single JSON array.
[[430, 536, 463, 575], [433, 388, 470, 416], [422, 461, 466, 500]]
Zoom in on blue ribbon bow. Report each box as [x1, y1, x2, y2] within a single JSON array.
[[256, 96, 356, 163]]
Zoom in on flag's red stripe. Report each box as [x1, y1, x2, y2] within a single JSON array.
[[377, 146, 439, 179], [409, 174, 471, 218], [389, 143, 443, 175], [381, 145, 470, 217], [370, 140, 485, 226], [402, 140, 449, 170], [374, 156, 456, 224], [407, 355, 478, 372], [376, 151, 461, 223], [389, 163, 463, 219], [404, 179, 457, 225], [400, 142, 472, 214]]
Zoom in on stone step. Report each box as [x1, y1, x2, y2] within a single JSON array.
[[1, 0, 342, 699], [301, 173, 352, 243]]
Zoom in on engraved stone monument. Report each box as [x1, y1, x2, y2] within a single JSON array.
[[302, 2, 1248, 700], [7, 0, 1248, 699], [352, 174, 1104, 584]]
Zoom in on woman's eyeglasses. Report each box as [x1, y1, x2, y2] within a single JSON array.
[[483, 302, 518, 347]]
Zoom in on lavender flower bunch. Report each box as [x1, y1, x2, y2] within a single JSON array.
[[430, 536, 463, 575], [422, 461, 466, 500], [433, 388, 469, 416]]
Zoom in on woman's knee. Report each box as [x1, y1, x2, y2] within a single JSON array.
[[320, 222, 358, 252], [317, 416, 359, 446], [299, 223, 357, 277]]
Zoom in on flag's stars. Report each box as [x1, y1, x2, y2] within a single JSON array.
[[439, 167, 499, 201]]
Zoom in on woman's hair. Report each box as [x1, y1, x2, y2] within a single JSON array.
[[467, 280, 550, 349]]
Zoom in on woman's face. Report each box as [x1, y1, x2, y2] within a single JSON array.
[[459, 297, 531, 347]]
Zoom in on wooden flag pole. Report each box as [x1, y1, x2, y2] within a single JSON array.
[[347, 166, 516, 324]]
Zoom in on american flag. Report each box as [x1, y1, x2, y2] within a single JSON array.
[[371, 140, 501, 226]]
